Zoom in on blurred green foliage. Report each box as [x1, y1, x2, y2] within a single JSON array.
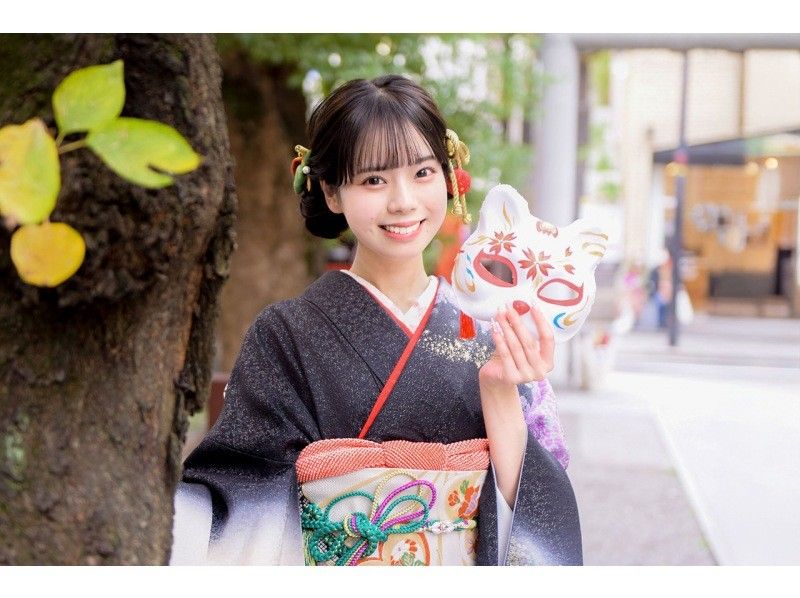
[[218, 33, 429, 93], [588, 50, 611, 106], [598, 180, 621, 202], [218, 33, 542, 204], [217, 33, 544, 267]]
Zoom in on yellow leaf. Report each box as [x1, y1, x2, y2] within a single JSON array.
[[10, 222, 85, 287], [86, 118, 202, 188], [0, 118, 61, 224], [53, 60, 125, 136]]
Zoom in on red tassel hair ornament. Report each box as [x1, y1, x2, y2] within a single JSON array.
[[445, 129, 472, 225]]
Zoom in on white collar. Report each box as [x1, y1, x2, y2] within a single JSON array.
[[340, 270, 438, 332]]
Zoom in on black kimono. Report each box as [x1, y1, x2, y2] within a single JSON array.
[[171, 271, 582, 565]]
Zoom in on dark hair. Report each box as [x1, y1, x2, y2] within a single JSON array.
[[298, 75, 450, 239]]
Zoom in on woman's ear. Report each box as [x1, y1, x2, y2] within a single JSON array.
[[320, 181, 343, 214]]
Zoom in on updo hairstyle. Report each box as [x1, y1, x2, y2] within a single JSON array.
[[297, 75, 450, 239]]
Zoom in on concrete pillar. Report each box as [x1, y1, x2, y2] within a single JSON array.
[[529, 34, 581, 388], [530, 34, 580, 226]]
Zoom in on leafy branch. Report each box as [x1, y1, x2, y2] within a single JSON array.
[[0, 60, 202, 287]]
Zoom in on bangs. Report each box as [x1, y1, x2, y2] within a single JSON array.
[[338, 100, 447, 184], [349, 120, 432, 180]]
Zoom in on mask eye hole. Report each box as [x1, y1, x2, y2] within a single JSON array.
[[480, 259, 514, 285], [536, 278, 584, 306], [473, 250, 517, 288]]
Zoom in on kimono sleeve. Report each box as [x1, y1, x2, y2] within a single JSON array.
[[171, 308, 320, 565], [479, 378, 581, 566], [485, 378, 573, 566], [521, 378, 570, 469], [492, 462, 514, 565], [499, 425, 582, 565]]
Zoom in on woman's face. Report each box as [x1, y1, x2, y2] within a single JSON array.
[[322, 127, 447, 266]]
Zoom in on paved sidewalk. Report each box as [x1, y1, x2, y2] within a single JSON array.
[[557, 313, 800, 565], [558, 393, 716, 564]]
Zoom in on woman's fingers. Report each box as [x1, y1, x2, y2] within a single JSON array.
[[491, 320, 523, 383], [490, 304, 556, 384], [529, 305, 555, 372], [505, 305, 547, 378], [497, 308, 537, 381]]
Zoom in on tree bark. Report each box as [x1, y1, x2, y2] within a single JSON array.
[[0, 34, 236, 564], [216, 51, 320, 373]]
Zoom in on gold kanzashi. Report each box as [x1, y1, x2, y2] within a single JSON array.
[[445, 129, 472, 225]]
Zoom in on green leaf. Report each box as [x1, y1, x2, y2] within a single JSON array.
[[11, 222, 85, 287], [86, 118, 202, 188], [0, 118, 60, 224], [400, 552, 415, 566], [53, 60, 125, 136]]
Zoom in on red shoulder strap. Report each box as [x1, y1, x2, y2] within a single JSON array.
[[357, 286, 438, 439]]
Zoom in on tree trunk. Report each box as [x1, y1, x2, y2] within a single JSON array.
[[0, 34, 236, 565], [216, 51, 320, 373]]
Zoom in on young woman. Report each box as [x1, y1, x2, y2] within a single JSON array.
[[171, 75, 582, 566]]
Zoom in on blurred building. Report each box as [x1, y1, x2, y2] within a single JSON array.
[[609, 49, 800, 317], [530, 35, 800, 387]]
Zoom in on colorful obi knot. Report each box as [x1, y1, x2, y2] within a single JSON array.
[[342, 512, 390, 544], [301, 470, 476, 566]]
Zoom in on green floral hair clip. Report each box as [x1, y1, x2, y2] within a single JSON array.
[[291, 144, 311, 194]]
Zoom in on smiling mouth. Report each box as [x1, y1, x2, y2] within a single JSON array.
[[379, 220, 424, 235]]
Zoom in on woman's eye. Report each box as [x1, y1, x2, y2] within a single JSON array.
[[417, 167, 435, 178], [363, 176, 384, 186]]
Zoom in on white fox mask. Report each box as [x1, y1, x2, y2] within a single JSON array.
[[451, 184, 607, 342]]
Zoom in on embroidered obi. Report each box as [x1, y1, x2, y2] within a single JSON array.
[[296, 438, 490, 566]]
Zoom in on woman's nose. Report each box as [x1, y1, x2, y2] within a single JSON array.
[[388, 179, 417, 213]]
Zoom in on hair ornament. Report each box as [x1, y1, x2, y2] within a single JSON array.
[[292, 144, 312, 194], [445, 129, 472, 225]]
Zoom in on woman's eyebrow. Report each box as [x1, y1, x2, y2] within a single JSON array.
[[355, 155, 437, 176], [411, 154, 436, 165]]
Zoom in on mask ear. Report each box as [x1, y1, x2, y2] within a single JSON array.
[[564, 220, 608, 269], [477, 184, 531, 231], [320, 181, 342, 214]]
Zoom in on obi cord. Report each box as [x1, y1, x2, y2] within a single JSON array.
[[300, 470, 476, 566]]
